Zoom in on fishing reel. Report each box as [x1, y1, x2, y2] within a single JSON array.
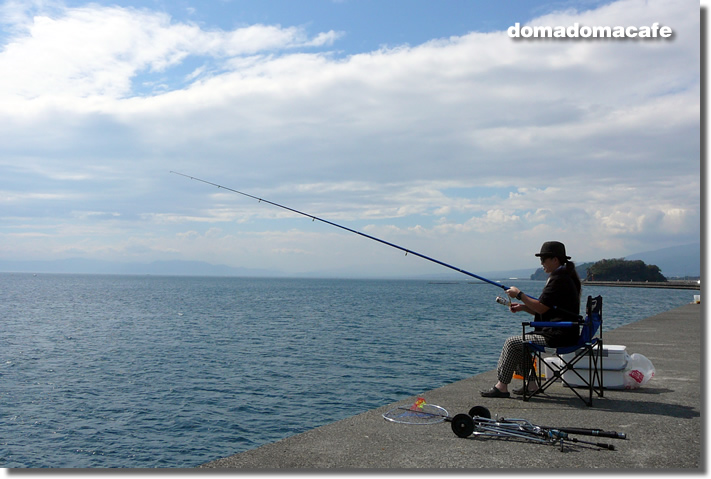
[[495, 295, 511, 307]]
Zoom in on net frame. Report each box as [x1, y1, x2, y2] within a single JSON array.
[[382, 403, 449, 425]]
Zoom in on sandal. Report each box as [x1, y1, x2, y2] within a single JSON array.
[[480, 386, 510, 398]]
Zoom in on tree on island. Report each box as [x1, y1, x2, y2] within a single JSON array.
[[530, 258, 667, 282], [585, 258, 666, 282]]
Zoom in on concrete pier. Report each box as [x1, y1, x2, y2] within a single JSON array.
[[201, 303, 702, 470]]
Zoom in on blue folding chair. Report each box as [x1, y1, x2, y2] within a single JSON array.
[[521, 295, 604, 407]]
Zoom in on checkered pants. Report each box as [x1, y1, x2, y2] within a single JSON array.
[[496, 334, 549, 384]]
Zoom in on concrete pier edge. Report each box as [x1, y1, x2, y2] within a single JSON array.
[[201, 303, 702, 470]]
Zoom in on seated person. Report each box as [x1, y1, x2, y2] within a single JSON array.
[[481, 241, 581, 398]]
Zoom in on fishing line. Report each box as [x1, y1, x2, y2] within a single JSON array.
[[170, 171, 509, 290], [169, 173, 587, 318]]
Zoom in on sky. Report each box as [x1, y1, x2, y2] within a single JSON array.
[[0, 0, 701, 278]]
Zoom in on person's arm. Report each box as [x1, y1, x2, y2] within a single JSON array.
[[506, 286, 550, 315]]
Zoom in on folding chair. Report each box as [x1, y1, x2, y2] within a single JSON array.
[[521, 295, 604, 407]]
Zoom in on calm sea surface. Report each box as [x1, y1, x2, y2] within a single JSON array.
[[0, 274, 694, 468]]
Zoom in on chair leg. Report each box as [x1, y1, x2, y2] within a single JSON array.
[[588, 355, 593, 406], [590, 339, 605, 398], [523, 352, 545, 402], [563, 369, 593, 407], [523, 367, 529, 402], [599, 340, 604, 397], [584, 340, 605, 404], [588, 345, 593, 406]]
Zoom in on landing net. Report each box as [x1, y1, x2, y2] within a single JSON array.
[[382, 398, 449, 425]]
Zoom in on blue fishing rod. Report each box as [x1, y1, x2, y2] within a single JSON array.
[[175, 173, 587, 319], [170, 171, 510, 291]]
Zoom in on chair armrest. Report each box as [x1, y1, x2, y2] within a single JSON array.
[[526, 321, 578, 328]]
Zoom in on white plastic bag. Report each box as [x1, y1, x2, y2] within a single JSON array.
[[622, 353, 655, 389]]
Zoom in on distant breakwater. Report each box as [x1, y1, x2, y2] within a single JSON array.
[[583, 280, 700, 290]]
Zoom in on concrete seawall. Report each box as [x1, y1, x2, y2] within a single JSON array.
[[201, 303, 702, 470]]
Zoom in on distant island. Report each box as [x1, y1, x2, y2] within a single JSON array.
[[531, 258, 667, 282]]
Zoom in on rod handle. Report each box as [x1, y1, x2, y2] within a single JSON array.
[[558, 427, 627, 439]]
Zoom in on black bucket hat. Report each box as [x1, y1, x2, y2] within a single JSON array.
[[535, 241, 571, 260]]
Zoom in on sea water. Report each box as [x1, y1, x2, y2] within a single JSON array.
[[0, 274, 693, 468]]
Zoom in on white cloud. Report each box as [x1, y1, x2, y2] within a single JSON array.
[[0, 4, 341, 100]]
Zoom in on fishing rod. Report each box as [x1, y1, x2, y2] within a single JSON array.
[[170, 171, 509, 290]]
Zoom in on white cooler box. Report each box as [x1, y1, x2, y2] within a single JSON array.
[[542, 345, 629, 389]]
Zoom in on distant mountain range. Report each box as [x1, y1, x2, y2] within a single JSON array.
[[0, 242, 700, 279], [625, 243, 700, 278], [0, 258, 283, 278]]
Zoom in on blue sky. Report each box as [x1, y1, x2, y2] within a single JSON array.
[[54, 0, 609, 51], [0, 0, 701, 277]]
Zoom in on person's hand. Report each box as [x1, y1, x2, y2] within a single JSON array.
[[506, 287, 521, 299], [509, 303, 525, 313]]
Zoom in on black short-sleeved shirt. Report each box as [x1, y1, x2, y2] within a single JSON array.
[[533, 267, 581, 347]]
